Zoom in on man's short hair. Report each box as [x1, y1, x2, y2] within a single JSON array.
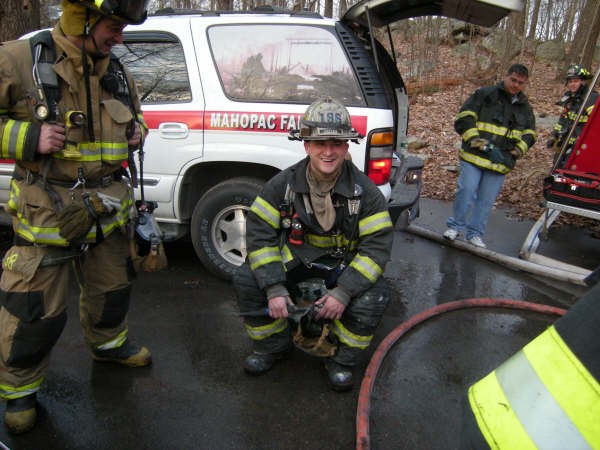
[[507, 63, 529, 78]]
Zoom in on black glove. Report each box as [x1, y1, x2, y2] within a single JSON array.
[[546, 138, 556, 149]]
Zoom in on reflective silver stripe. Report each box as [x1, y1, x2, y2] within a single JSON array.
[[96, 329, 128, 350], [496, 351, 592, 450], [0, 379, 43, 400], [358, 211, 392, 237], [245, 318, 288, 341], [250, 196, 280, 230], [248, 246, 282, 270], [331, 320, 372, 349]]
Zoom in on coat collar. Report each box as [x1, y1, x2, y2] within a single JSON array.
[[291, 156, 357, 198]]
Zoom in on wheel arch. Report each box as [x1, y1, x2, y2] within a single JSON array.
[[177, 161, 280, 221]]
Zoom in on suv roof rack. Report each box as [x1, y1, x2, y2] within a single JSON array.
[[152, 6, 322, 18]]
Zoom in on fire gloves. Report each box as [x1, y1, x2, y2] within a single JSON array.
[[57, 193, 117, 242]]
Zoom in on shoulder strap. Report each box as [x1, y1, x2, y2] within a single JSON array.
[[29, 30, 61, 122]]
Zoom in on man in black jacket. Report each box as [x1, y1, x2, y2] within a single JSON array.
[[443, 64, 537, 249], [234, 97, 393, 391]]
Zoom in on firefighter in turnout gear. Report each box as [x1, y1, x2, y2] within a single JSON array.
[[463, 282, 600, 449], [547, 64, 599, 168], [444, 64, 537, 249], [0, 0, 150, 434], [234, 97, 393, 391]]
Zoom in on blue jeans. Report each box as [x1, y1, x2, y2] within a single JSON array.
[[446, 160, 505, 239]]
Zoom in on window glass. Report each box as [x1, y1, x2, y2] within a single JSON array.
[[113, 34, 191, 104], [208, 25, 365, 106]]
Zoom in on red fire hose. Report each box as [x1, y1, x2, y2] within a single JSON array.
[[355, 298, 568, 450]]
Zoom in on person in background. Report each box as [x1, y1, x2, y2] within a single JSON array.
[[547, 63, 598, 167], [443, 64, 537, 249]]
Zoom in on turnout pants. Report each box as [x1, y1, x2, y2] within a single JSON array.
[[234, 262, 391, 366], [0, 231, 134, 400]]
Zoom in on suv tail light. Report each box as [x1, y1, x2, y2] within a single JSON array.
[[365, 129, 393, 185]]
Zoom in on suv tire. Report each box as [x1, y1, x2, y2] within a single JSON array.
[[190, 177, 264, 280]]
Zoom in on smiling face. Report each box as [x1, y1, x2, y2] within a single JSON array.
[[566, 77, 585, 93], [304, 139, 349, 180]]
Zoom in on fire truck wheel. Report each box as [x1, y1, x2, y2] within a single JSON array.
[[191, 177, 264, 280]]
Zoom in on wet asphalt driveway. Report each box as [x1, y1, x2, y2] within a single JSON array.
[[1, 198, 598, 450]]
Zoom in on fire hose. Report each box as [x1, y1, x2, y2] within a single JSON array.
[[355, 298, 567, 450]]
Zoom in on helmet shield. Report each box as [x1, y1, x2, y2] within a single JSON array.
[[295, 97, 361, 141]]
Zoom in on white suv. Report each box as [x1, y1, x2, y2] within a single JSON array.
[[2, 0, 519, 279]]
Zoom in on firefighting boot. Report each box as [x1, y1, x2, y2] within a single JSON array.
[[92, 339, 152, 367], [4, 393, 37, 434], [324, 358, 354, 392], [243, 348, 291, 375]]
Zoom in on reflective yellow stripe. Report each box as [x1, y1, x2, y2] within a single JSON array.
[[525, 327, 600, 446], [13, 196, 131, 245], [459, 149, 510, 174], [96, 328, 128, 350], [2, 119, 29, 159], [248, 246, 282, 270], [281, 245, 293, 265], [250, 196, 280, 230], [245, 318, 288, 341], [52, 141, 129, 162], [456, 110, 477, 121], [469, 325, 600, 449], [462, 128, 479, 141], [305, 234, 336, 248], [358, 211, 392, 237], [332, 320, 372, 349], [349, 253, 382, 283], [0, 378, 44, 400], [468, 371, 536, 450]]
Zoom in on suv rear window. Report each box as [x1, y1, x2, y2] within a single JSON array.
[[114, 32, 192, 104], [207, 24, 365, 106]]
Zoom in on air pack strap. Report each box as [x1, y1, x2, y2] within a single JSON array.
[[29, 30, 61, 122]]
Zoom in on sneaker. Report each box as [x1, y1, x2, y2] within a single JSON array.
[[324, 358, 354, 392], [443, 228, 459, 241], [4, 393, 37, 434], [92, 339, 152, 367], [467, 236, 487, 248]]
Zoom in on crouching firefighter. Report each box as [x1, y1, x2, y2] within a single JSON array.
[[462, 282, 600, 449], [0, 0, 157, 435], [234, 97, 393, 391]]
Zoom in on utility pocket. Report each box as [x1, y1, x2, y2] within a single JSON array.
[[101, 98, 133, 160], [2, 246, 46, 284]]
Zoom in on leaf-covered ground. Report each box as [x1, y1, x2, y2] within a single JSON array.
[[404, 45, 597, 229]]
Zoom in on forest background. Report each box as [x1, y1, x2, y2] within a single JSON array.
[[2, 0, 600, 228]]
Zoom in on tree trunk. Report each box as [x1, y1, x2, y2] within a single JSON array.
[[323, 0, 333, 18], [580, 3, 600, 69], [566, 0, 597, 68], [527, 0, 541, 39], [0, 0, 41, 42]]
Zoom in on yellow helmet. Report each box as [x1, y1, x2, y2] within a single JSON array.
[[61, 0, 148, 35]]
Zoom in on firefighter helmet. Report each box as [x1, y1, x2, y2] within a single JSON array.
[[62, 0, 148, 34], [565, 64, 593, 81], [290, 97, 361, 142]]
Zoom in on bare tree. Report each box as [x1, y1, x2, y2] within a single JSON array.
[[0, 0, 41, 41], [566, 0, 600, 68]]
